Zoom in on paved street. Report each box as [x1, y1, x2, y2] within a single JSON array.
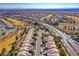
[[42, 23, 78, 56], [0, 18, 14, 28], [35, 29, 44, 56]]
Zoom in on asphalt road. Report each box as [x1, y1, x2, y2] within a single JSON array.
[[42, 23, 78, 56], [35, 29, 44, 56], [0, 18, 14, 28]]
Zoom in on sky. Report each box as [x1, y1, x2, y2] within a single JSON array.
[[0, 3, 79, 9]]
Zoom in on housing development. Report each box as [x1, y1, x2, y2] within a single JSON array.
[[0, 8, 79, 56]]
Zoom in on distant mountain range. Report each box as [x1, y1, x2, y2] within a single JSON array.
[[0, 8, 79, 11]]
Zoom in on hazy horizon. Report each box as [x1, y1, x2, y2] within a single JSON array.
[[0, 3, 79, 9]]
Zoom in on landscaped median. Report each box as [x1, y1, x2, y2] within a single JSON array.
[[54, 36, 69, 56]]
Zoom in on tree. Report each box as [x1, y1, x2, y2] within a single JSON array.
[[0, 48, 6, 56], [57, 43, 62, 48], [8, 42, 17, 56], [16, 36, 18, 40], [54, 36, 62, 43], [59, 48, 66, 56], [29, 50, 35, 56], [44, 53, 47, 56], [2, 32, 5, 36], [34, 22, 38, 26], [31, 42, 35, 46]]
